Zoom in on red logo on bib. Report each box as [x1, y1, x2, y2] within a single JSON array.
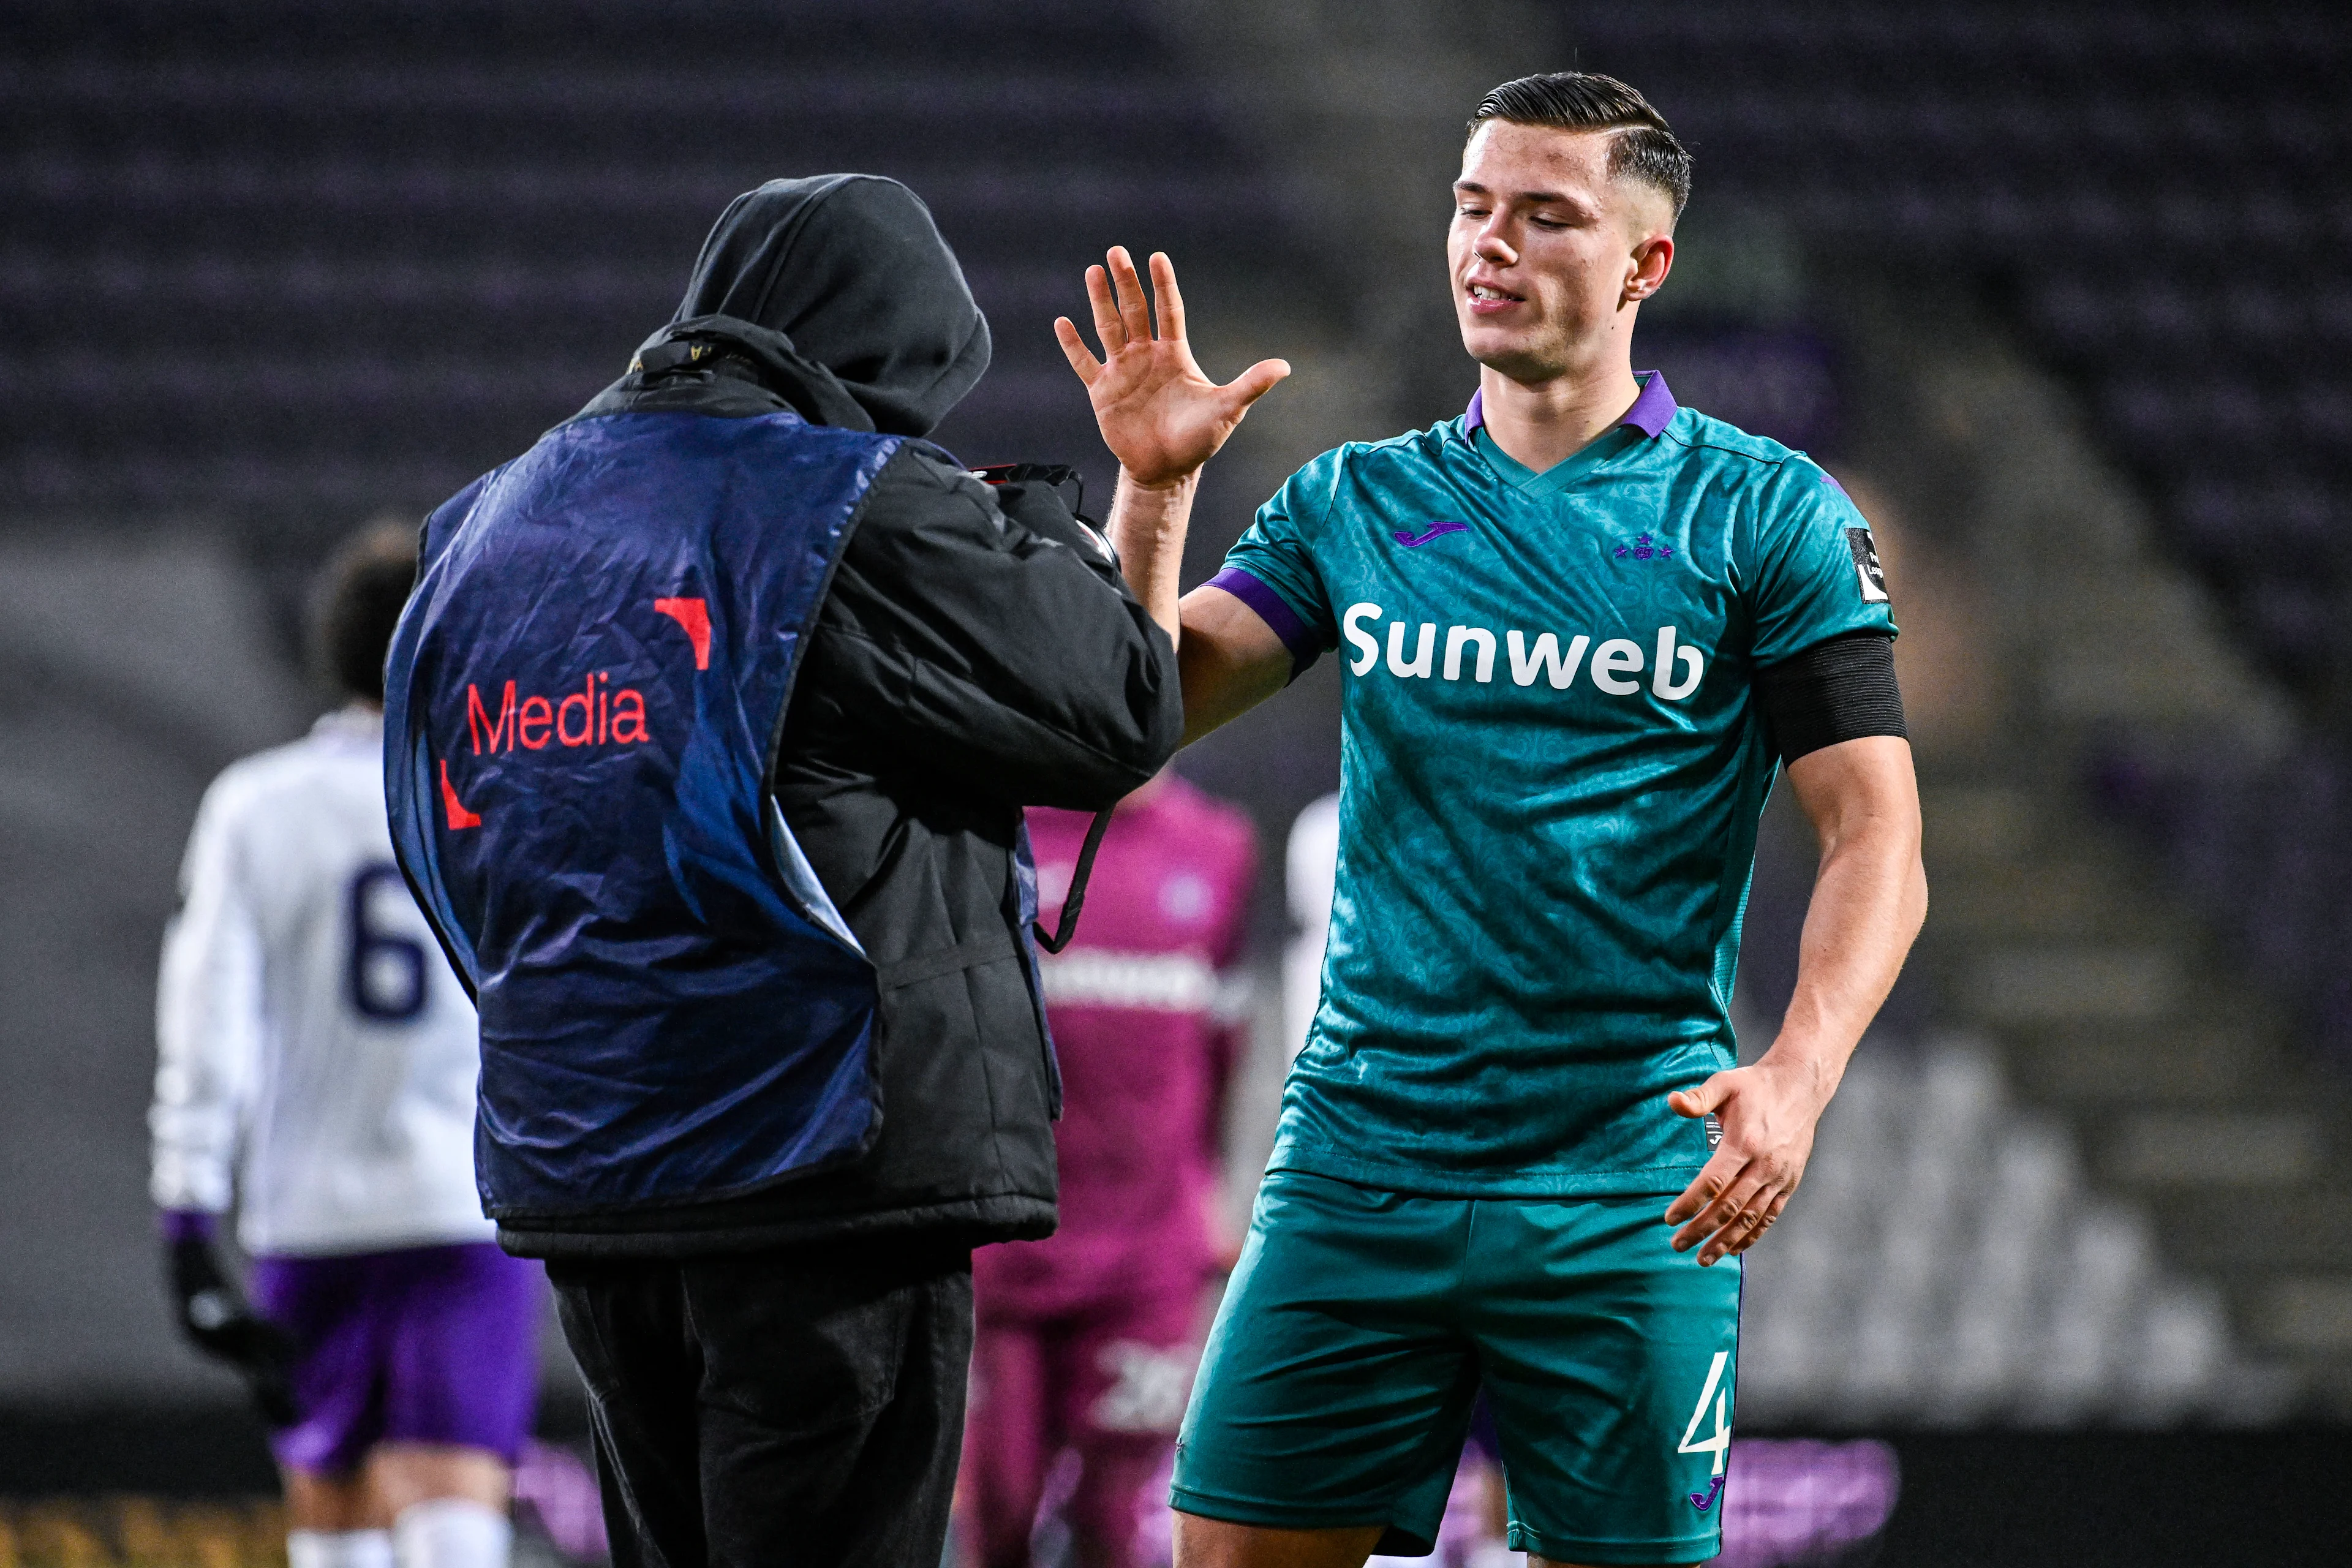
[[440, 760, 481, 830], [654, 597, 712, 669]]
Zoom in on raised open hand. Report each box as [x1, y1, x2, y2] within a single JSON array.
[[1055, 247, 1289, 489]]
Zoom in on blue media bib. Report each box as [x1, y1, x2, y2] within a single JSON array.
[[385, 407, 904, 1216]]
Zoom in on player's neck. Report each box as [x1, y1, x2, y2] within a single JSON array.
[[1475, 357, 1643, 477]]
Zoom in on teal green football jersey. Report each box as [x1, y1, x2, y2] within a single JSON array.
[[1212, 374, 1897, 1197]]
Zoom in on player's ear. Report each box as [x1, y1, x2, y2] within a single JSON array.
[[1623, 232, 1673, 306]]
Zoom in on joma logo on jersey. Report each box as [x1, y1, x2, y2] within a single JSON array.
[[1341, 602, 1706, 701], [1392, 521, 1469, 548]]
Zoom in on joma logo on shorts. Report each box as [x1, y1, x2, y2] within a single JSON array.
[[1341, 602, 1706, 700]]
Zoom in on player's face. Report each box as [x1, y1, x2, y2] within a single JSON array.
[[1449, 121, 1674, 384]]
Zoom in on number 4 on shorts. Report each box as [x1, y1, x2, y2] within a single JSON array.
[[1676, 1351, 1732, 1477]]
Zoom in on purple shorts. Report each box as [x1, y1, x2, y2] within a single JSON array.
[[963, 1287, 1207, 1568], [249, 1242, 540, 1475]]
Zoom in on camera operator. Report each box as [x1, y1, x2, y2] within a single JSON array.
[[382, 176, 1284, 1568]]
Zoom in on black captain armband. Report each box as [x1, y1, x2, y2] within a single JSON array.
[[1753, 631, 1907, 764]]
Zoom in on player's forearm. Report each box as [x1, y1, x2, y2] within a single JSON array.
[[1109, 469, 1199, 643], [1766, 786, 1926, 1098], [1175, 588, 1292, 745]]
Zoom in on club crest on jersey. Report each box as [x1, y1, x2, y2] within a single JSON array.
[[1341, 602, 1707, 701], [1616, 532, 1675, 562]]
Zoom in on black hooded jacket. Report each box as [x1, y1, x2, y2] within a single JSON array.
[[493, 176, 1184, 1259]]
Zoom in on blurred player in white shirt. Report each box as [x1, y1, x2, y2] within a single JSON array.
[[151, 524, 537, 1568]]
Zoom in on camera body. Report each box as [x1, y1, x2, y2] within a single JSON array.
[[970, 462, 1117, 568]]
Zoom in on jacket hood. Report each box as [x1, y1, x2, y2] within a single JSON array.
[[633, 175, 990, 438]]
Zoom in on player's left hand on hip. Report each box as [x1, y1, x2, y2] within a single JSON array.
[[1662, 1060, 1830, 1266], [1054, 247, 1288, 489]]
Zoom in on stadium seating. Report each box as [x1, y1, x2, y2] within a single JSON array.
[[1740, 1036, 2274, 1427], [0, 0, 1299, 520], [1796, 273, 2352, 1414]]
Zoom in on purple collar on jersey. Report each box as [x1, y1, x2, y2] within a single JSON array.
[[1462, 370, 1677, 439]]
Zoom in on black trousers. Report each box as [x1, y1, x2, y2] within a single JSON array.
[[548, 1242, 973, 1568]]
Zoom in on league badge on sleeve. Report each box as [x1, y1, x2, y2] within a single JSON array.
[[1844, 527, 1890, 605]]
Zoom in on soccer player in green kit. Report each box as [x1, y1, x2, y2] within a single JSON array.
[[1054, 72, 1926, 1568]]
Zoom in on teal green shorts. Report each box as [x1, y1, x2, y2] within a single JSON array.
[[1171, 1170, 1741, 1565]]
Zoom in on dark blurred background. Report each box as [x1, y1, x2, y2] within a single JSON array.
[[3, 2, 2348, 1564]]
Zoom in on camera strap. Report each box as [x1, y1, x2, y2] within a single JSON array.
[[971, 462, 1118, 955], [1030, 807, 1114, 954]]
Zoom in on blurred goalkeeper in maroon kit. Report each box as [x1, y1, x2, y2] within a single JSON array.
[[963, 772, 1258, 1568]]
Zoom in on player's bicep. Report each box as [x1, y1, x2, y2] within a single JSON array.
[[1783, 734, 1921, 859], [159, 797, 260, 1060], [1178, 583, 1293, 744]]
